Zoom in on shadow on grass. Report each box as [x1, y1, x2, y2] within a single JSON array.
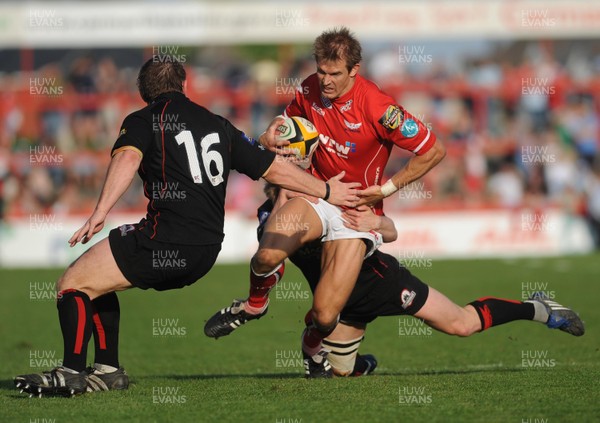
[[138, 373, 302, 381], [1, 366, 526, 396], [138, 366, 525, 381], [376, 367, 526, 377]]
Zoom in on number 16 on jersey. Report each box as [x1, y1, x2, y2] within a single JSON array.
[[175, 130, 224, 186]]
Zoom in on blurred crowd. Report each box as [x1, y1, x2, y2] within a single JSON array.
[[1, 41, 599, 243]]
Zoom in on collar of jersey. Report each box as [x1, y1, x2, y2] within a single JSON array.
[[153, 91, 187, 103]]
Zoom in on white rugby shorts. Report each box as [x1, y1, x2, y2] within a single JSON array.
[[300, 198, 383, 258]]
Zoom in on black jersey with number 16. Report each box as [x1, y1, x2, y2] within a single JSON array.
[[111, 91, 275, 245]]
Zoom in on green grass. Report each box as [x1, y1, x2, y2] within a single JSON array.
[[1, 255, 599, 422]]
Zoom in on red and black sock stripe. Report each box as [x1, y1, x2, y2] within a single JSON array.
[[92, 292, 120, 368], [469, 297, 535, 331], [57, 289, 93, 372]]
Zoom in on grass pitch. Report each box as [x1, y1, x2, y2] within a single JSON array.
[[1, 255, 599, 422]]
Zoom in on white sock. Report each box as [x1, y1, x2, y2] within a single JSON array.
[[525, 300, 549, 323], [94, 363, 118, 373], [250, 262, 283, 278], [243, 299, 269, 315], [302, 342, 322, 358]]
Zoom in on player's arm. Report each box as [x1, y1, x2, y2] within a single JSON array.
[[361, 138, 446, 206], [70, 113, 149, 247], [262, 162, 360, 208], [342, 206, 398, 242], [69, 149, 142, 246]]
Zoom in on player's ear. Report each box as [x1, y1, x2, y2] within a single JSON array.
[[182, 79, 188, 93], [349, 64, 360, 78]]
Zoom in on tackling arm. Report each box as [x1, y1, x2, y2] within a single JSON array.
[[263, 161, 360, 208]]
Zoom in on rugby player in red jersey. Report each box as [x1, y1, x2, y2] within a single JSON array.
[[204, 27, 446, 376]]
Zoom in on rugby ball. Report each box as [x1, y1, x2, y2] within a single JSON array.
[[276, 116, 320, 169]]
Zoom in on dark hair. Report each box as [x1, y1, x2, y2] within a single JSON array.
[[137, 57, 186, 103], [313, 26, 362, 71]]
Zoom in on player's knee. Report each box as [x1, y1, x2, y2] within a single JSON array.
[[56, 270, 88, 295], [448, 320, 475, 337], [312, 309, 339, 333], [56, 272, 75, 292], [252, 249, 281, 273]]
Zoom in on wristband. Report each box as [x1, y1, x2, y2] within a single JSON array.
[[323, 182, 331, 201], [380, 179, 398, 197]]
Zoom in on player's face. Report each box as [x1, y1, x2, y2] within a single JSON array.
[[316, 59, 359, 100]]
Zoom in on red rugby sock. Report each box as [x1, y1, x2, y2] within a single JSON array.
[[247, 262, 285, 310]]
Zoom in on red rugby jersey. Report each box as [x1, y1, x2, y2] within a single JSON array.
[[284, 73, 436, 214]]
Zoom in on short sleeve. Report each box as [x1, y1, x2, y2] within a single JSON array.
[[283, 85, 308, 118], [370, 94, 436, 156], [111, 113, 153, 158], [222, 118, 276, 180]]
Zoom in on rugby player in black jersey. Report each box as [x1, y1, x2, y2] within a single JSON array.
[[14, 57, 362, 397], [235, 184, 585, 378]]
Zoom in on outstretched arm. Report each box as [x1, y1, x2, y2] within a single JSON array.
[[263, 162, 361, 208], [69, 149, 141, 246]]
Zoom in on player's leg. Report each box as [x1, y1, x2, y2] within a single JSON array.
[[86, 292, 129, 392], [91, 293, 121, 370], [322, 322, 376, 377], [55, 237, 132, 373], [302, 239, 366, 361], [204, 198, 323, 339], [15, 237, 132, 396], [413, 287, 482, 336], [57, 237, 133, 299], [415, 287, 584, 337], [247, 197, 323, 309]]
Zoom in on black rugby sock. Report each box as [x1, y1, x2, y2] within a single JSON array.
[[468, 297, 535, 331], [92, 292, 121, 369], [57, 289, 93, 372]]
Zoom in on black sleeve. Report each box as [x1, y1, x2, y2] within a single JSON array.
[[220, 117, 276, 180], [111, 113, 154, 157]]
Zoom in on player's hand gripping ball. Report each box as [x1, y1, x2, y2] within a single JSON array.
[[276, 116, 320, 169]]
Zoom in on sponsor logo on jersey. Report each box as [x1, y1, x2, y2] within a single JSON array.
[[400, 119, 419, 138], [311, 102, 325, 116], [340, 99, 353, 112], [401, 289, 416, 309], [119, 128, 127, 137], [345, 141, 357, 152], [343, 119, 363, 132], [319, 134, 354, 158], [378, 105, 404, 131], [320, 95, 333, 109]]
